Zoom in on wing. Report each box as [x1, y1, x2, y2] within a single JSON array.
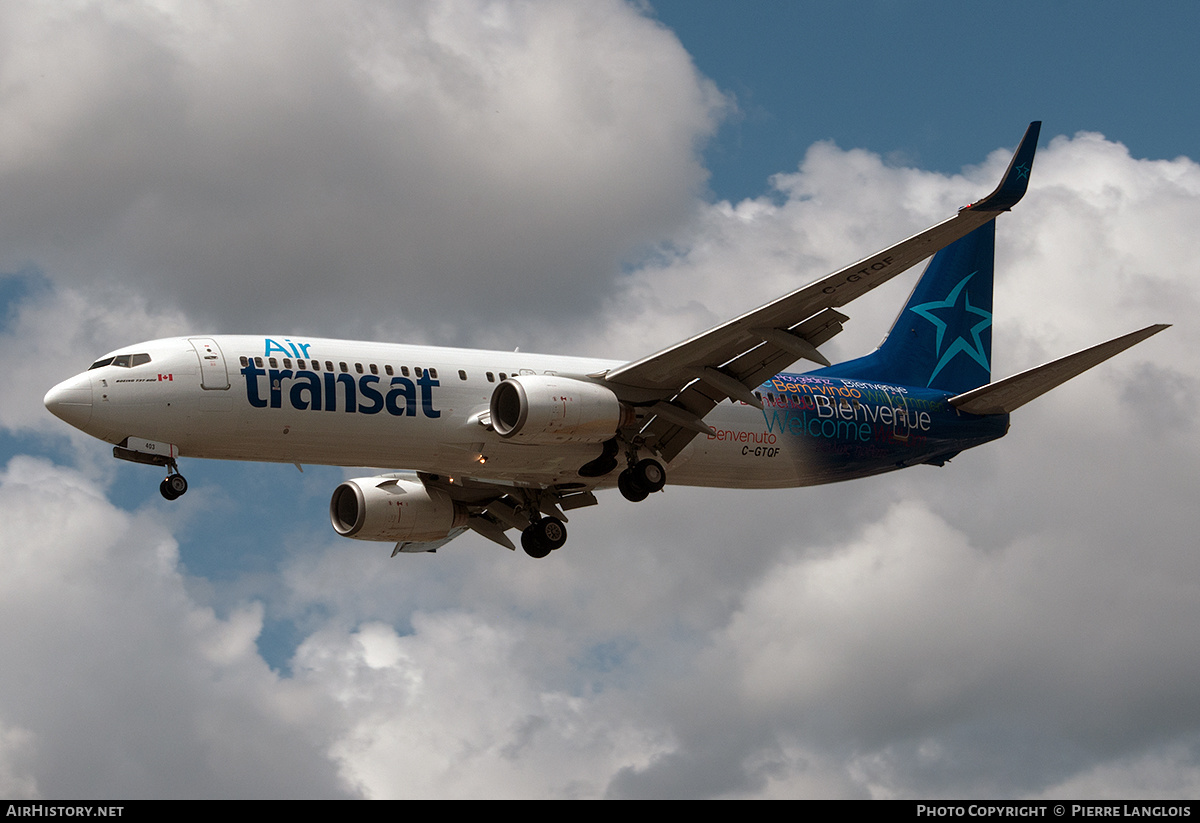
[[600, 122, 1042, 461], [413, 472, 599, 553], [343, 470, 601, 556]]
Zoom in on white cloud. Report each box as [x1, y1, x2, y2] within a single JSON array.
[[297, 613, 670, 798], [0, 456, 349, 798], [0, 720, 38, 799], [0, 0, 725, 344]]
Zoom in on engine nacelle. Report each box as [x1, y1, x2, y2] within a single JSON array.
[[330, 476, 468, 543], [489, 374, 632, 444]]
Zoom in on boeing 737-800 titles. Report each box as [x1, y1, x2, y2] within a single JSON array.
[[43, 123, 1168, 558]]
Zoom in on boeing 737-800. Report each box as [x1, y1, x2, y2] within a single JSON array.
[[43, 123, 1168, 558]]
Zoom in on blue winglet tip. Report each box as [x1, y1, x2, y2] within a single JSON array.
[[964, 121, 1042, 212]]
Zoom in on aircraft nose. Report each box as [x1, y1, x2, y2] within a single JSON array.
[[44, 373, 93, 429]]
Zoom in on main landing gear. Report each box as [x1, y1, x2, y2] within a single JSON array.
[[521, 516, 567, 559], [618, 457, 665, 503]]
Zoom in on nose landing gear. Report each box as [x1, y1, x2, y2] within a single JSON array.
[[112, 439, 189, 501], [159, 471, 188, 501]]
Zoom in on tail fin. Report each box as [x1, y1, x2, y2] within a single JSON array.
[[813, 221, 996, 393]]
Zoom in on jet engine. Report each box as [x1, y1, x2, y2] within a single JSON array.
[[489, 374, 633, 444], [330, 476, 468, 542]]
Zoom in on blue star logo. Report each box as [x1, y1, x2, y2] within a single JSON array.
[[908, 272, 992, 386], [1014, 163, 1030, 180]]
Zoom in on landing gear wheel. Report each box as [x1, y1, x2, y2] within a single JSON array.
[[536, 517, 567, 550], [618, 469, 649, 502], [632, 458, 666, 493], [521, 529, 552, 559], [160, 474, 188, 501], [521, 516, 568, 558]]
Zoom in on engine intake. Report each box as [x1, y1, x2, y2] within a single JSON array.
[[330, 476, 468, 543], [489, 374, 632, 444]]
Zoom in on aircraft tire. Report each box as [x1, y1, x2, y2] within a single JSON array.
[[160, 477, 179, 501], [535, 516, 567, 551], [618, 470, 649, 502], [521, 529, 551, 558], [167, 474, 188, 497], [632, 459, 666, 493]]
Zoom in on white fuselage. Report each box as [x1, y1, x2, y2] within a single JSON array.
[[47, 335, 810, 489], [46, 334, 982, 493]]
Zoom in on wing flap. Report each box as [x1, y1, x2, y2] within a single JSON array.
[[644, 311, 853, 461]]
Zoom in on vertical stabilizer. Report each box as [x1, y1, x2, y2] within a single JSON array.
[[814, 221, 996, 394]]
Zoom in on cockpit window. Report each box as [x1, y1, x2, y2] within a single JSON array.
[[88, 353, 152, 370]]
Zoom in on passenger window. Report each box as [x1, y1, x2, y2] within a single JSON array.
[[255, 357, 263, 367], [310, 360, 319, 371], [239, 356, 248, 367], [499, 372, 507, 381], [370, 364, 378, 375], [401, 366, 410, 377], [269, 358, 278, 368], [486, 372, 495, 383], [415, 367, 424, 378], [385, 365, 394, 376], [283, 358, 292, 369], [355, 363, 363, 374], [430, 368, 438, 379], [339, 362, 348, 373], [325, 361, 333, 372], [458, 370, 467, 381]]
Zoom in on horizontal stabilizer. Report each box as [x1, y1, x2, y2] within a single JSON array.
[[950, 324, 1169, 415]]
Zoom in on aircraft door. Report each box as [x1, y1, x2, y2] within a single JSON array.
[[190, 338, 230, 390]]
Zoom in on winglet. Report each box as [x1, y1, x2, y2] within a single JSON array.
[[963, 121, 1041, 212]]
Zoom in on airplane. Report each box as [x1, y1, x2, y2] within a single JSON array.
[[43, 122, 1168, 559]]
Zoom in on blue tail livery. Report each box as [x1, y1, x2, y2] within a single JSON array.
[[814, 220, 997, 394]]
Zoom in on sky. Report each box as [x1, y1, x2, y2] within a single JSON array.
[[1, 0, 1198, 799]]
